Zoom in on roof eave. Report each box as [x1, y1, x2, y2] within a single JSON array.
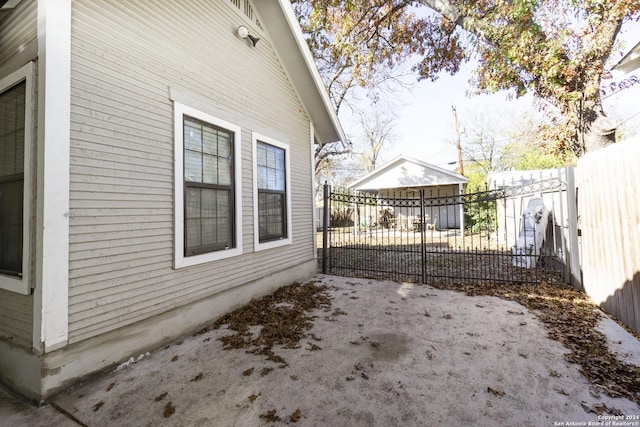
[[347, 155, 468, 189]]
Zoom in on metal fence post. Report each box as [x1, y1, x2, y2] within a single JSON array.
[[322, 181, 330, 274], [420, 188, 426, 284]]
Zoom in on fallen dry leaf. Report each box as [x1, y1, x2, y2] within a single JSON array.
[[259, 409, 281, 422], [427, 280, 640, 405], [248, 393, 259, 402], [190, 372, 203, 382], [170, 355, 179, 362], [163, 402, 175, 418], [154, 392, 168, 402], [290, 409, 302, 423], [105, 382, 115, 392], [242, 368, 254, 376], [306, 342, 321, 351], [260, 367, 274, 377], [92, 401, 104, 412], [214, 282, 332, 365], [554, 387, 570, 396], [487, 387, 505, 397]]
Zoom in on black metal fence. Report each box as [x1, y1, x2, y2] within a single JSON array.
[[321, 177, 570, 286]]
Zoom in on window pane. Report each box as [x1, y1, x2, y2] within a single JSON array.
[[218, 158, 231, 186], [275, 169, 285, 191], [184, 118, 202, 152], [184, 150, 202, 182], [268, 168, 277, 191], [200, 189, 216, 247], [258, 192, 285, 242], [184, 186, 233, 255], [256, 142, 285, 191], [202, 127, 218, 155], [202, 153, 218, 185], [275, 149, 284, 170], [257, 143, 266, 165], [218, 132, 230, 158], [185, 187, 202, 251], [0, 80, 26, 275], [257, 165, 267, 189], [0, 180, 24, 274]]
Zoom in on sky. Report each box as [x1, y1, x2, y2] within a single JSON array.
[[338, 19, 640, 172]]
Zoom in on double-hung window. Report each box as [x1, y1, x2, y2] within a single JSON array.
[[174, 102, 242, 268], [0, 62, 33, 294], [253, 133, 291, 251]]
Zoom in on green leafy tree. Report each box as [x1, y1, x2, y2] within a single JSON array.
[[294, 0, 640, 157], [462, 163, 497, 234]]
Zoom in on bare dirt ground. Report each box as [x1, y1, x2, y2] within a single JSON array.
[[30, 275, 640, 427]]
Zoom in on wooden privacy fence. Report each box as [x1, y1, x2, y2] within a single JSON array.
[[577, 137, 640, 334]]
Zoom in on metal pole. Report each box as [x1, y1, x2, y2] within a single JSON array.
[[452, 105, 465, 176], [420, 188, 426, 284], [322, 181, 330, 274]]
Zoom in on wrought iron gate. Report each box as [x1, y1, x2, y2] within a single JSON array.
[[321, 173, 575, 286]]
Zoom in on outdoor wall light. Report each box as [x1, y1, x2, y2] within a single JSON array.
[[237, 25, 260, 47]]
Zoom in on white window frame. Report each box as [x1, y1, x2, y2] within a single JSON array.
[[0, 62, 34, 295], [252, 132, 292, 251], [173, 102, 242, 268]]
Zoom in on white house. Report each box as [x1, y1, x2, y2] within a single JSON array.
[[601, 39, 640, 139], [347, 155, 468, 230], [0, 0, 343, 402]]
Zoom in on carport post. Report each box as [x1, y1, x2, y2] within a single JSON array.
[[459, 183, 465, 238], [420, 188, 427, 283]]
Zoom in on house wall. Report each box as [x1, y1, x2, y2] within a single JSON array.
[[0, 0, 36, 68], [66, 0, 316, 344], [0, 0, 37, 350]]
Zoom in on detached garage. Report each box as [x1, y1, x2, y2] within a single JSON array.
[[347, 155, 468, 230]]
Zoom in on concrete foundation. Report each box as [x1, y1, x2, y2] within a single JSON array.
[[0, 260, 317, 403]]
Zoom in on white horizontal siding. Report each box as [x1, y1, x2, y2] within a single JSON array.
[[0, 0, 36, 65], [68, 0, 315, 343], [0, 0, 37, 349], [0, 290, 33, 348]]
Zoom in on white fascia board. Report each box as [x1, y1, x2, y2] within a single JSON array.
[[347, 155, 467, 190], [34, 0, 71, 353]]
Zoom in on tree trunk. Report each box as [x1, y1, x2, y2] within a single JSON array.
[[578, 100, 617, 155]]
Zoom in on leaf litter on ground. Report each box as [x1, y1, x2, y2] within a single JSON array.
[[427, 279, 640, 406], [213, 281, 333, 365], [209, 276, 639, 411]]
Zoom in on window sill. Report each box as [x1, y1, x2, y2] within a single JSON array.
[[173, 247, 243, 269], [254, 237, 292, 252]]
